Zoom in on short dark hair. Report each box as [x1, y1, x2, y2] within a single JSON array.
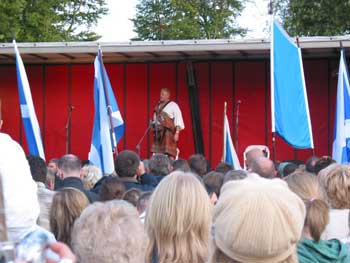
[[203, 171, 224, 197], [306, 156, 320, 174], [123, 188, 142, 207], [26, 155, 47, 183], [99, 177, 126, 201], [282, 163, 298, 177], [214, 162, 233, 174], [114, 150, 140, 178], [149, 154, 171, 176], [58, 154, 82, 174], [48, 158, 59, 165], [314, 156, 336, 175], [188, 154, 208, 176], [223, 170, 247, 184], [172, 159, 191, 172]]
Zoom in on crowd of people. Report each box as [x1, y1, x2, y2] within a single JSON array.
[[0, 129, 350, 262]]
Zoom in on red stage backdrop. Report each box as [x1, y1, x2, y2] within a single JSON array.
[[0, 59, 338, 166]]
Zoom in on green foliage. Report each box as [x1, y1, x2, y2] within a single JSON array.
[[0, 0, 108, 42], [275, 0, 350, 36], [132, 0, 246, 40]]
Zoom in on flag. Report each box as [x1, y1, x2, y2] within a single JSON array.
[[89, 49, 124, 174], [223, 110, 241, 169], [271, 20, 314, 149], [332, 49, 350, 163], [13, 40, 45, 160]]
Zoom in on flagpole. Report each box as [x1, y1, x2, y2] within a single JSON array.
[[222, 101, 227, 162], [269, 0, 277, 163], [98, 46, 119, 155]]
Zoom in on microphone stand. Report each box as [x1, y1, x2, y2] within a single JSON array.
[[136, 121, 152, 157], [65, 105, 74, 154]]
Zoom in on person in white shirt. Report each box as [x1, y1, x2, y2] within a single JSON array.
[[151, 88, 184, 159]]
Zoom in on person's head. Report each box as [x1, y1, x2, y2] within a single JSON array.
[[26, 155, 47, 184], [114, 150, 140, 178], [318, 164, 350, 209], [160, 88, 171, 102], [99, 176, 126, 201], [46, 168, 56, 190], [210, 174, 305, 263], [142, 159, 150, 173], [245, 148, 265, 169], [149, 154, 172, 176], [279, 162, 298, 178], [214, 162, 233, 174], [223, 169, 248, 184], [305, 156, 320, 174], [145, 171, 212, 263], [172, 159, 191, 172], [137, 191, 152, 215], [48, 158, 59, 173], [72, 200, 148, 263], [285, 172, 329, 242], [188, 154, 208, 177], [80, 165, 102, 190], [203, 171, 224, 198], [122, 188, 142, 207], [314, 156, 336, 175], [250, 157, 276, 178], [50, 188, 89, 247], [58, 154, 82, 179]]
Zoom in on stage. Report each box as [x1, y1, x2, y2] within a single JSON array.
[[0, 39, 346, 165]]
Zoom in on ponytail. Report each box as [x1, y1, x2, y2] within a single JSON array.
[[305, 199, 329, 242]]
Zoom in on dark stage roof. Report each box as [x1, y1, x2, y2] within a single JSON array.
[[0, 36, 349, 64]]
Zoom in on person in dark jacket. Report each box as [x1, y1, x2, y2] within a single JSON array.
[[115, 150, 154, 192], [57, 154, 99, 203]]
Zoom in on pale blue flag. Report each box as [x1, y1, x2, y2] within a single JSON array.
[[89, 49, 125, 174], [332, 50, 350, 164], [13, 40, 45, 160], [271, 20, 314, 149]]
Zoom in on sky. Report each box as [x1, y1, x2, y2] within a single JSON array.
[[95, 0, 271, 42]]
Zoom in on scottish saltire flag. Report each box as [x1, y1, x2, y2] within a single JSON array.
[[271, 20, 314, 149], [332, 50, 350, 163], [89, 49, 124, 174], [223, 113, 241, 169], [13, 40, 45, 160]]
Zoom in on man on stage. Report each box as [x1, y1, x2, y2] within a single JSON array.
[[151, 88, 184, 159]]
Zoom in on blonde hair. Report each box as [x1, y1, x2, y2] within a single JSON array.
[[81, 165, 102, 190], [210, 249, 298, 263], [285, 172, 329, 242], [318, 164, 350, 209], [145, 171, 212, 263], [72, 200, 148, 263], [50, 188, 89, 246]]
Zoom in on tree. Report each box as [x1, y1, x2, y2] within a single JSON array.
[[274, 0, 350, 36], [132, 0, 246, 40], [0, 0, 108, 42]]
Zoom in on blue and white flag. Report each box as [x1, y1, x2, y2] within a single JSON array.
[[89, 49, 124, 174], [13, 40, 45, 160], [223, 113, 241, 169], [271, 20, 314, 149], [332, 50, 350, 164]]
